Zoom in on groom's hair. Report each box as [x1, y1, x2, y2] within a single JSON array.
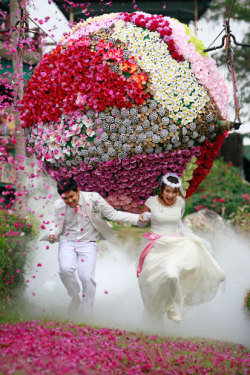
[[57, 177, 78, 195]]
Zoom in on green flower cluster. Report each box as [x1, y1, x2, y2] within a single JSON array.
[[183, 24, 209, 57], [181, 156, 198, 192]]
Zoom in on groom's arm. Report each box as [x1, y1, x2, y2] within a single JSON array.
[[48, 200, 64, 239], [94, 193, 142, 226]]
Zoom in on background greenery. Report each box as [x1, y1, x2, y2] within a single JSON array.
[[185, 158, 250, 223], [0, 210, 36, 314], [210, 0, 250, 122]]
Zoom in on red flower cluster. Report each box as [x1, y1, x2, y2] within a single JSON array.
[[121, 12, 184, 62], [21, 38, 150, 128], [186, 133, 227, 198]]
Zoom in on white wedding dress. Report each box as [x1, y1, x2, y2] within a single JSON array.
[[138, 196, 225, 322]]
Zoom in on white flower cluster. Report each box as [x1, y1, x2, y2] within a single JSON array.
[[112, 20, 209, 125]]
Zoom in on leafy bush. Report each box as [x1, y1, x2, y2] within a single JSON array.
[[244, 290, 250, 313], [0, 210, 36, 310], [229, 205, 250, 232], [185, 159, 250, 222]]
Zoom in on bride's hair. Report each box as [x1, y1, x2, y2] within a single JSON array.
[[166, 176, 179, 184]]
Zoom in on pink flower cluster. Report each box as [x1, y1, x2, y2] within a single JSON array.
[[242, 194, 250, 205], [63, 16, 120, 44], [168, 18, 229, 119], [121, 12, 184, 62], [44, 147, 201, 212], [0, 321, 249, 374]]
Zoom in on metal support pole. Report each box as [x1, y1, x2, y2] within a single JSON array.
[[69, 5, 74, 23], [10, 0, 26, 213], [194, 0, 198, 37]]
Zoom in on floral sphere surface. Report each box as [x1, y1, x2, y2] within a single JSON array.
[[21, 12, 229, 212]]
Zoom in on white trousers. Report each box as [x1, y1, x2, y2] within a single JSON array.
[[58, 240, 97, 313]]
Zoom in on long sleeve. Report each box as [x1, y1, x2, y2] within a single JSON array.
[[94, 193, 140, 226], [49, 200, 65, 236]]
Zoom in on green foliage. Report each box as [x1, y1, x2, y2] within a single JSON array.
[[244, 290, 250, 312], [210, 0, 250, 21], [185, 159, 250, 222], [112, 222, 148, 243], [229, 205, 250, 231], [0, 210, 36, 311], [211, 0, 250, 22]]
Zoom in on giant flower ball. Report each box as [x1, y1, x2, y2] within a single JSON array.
[[21, 12, 229, 212]]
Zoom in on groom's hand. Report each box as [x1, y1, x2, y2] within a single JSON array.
[[48, 234, 58, 243], [139, 212, 151, 223]]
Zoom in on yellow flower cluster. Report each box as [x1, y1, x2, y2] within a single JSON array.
[[113, 20, 209, 125]]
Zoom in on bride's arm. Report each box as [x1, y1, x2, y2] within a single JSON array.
[[141, 204, 151, 213]]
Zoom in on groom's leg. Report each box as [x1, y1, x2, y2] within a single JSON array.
[[76, 241, 97, 315], [58, 241, 81, 297]]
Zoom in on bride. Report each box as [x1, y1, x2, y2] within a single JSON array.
[[137, 173, 225, 323]]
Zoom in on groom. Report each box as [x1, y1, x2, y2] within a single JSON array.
[[48, 177, 144, 317]]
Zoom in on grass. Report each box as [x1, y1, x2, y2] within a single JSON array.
[[111, 222, 149, 242]]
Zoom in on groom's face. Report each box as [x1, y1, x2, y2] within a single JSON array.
[[61, 188, 80, 208]]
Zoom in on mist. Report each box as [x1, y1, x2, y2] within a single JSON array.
[[24, 178, 250, 348]]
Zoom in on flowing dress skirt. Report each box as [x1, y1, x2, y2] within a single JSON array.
[[138, 233, 225, 320]]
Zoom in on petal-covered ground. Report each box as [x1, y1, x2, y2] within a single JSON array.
[[0, 321, 249, 374]]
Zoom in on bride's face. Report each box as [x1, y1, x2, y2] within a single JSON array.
[[161, 185, 179, 205]]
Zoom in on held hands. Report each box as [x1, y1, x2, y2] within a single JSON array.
[[139, 212, 151, 223], [48, 234, 58, 243]]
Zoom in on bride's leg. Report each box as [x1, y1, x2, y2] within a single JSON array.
[[164, 275, 183, 323]]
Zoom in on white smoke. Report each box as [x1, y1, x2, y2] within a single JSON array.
[[24, 181, 250, 348]]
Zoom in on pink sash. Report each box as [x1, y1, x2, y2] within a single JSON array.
[[137, 232, 161, 277]]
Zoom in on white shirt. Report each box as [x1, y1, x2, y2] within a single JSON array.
[[60, 194, 100, 243]]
